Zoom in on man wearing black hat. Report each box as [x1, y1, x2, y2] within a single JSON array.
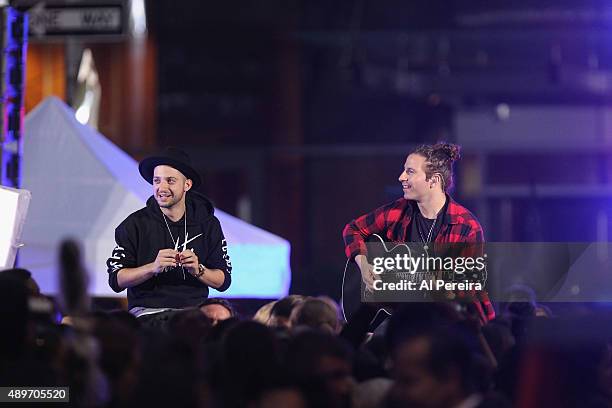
[[106, 147, 232, 324]]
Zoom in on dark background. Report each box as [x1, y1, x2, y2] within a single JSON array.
[[139, 0, 612, 299]]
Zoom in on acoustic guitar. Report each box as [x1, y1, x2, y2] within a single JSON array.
[[340, 234, 487, 323]]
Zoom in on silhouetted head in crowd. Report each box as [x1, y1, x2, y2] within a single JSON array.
[[0, 268, 55, 326], [253, 386, 308, 408], [253, 300, 276, 324], [92, 314, 142, 406], [352, 378, 393, 408], [386, 303, 461, 350], [221, 321, 284, 406], [199, 298, 235, 325], [383, 303, 492, 408], [0, 268, 40, 296], [206, 316, 240, 343], [0, 274, 30, 358], [268, 295, 305, 329], [168, 308, 213, 351], [129, 334, 202, 408], [386, 324, 483, 408], [290, 297, 342, 334], [286, 330, 354, 408], [481, 319, 515, 363], [503, 284, 537, 318]]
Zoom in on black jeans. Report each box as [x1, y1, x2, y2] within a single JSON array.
[[136, 310, 180, 332]]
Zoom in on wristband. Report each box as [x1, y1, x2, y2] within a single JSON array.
[[195, 264, 205, 278]]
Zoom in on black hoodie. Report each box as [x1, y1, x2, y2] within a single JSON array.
[[106, 191, 232, 310]]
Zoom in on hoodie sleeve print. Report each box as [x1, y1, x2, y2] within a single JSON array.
[[106, 220, 138, 293], [204, 216, 232, 292]]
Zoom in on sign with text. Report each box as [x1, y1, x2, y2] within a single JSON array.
[[29, 4, 123, 37]]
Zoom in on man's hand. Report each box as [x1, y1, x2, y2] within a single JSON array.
[[180, 249, 199, 276], [152, 249, 179, 274], [355, 254, 379, 292]]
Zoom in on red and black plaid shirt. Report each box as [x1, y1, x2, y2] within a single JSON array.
[[342, 196, 495, 322]]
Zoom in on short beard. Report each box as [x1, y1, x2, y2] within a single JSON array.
[[157, 196, 180, 209]]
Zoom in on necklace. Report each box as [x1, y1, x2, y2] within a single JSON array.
[[418, 215, 437, 251], [162, 209, 187, 279]]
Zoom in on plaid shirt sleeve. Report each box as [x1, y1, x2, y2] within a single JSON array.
[[446, 200, 485, 243], [459, 211, 495, 322], [444, 202, 495, 322], [466, 219, 484, 243], [342, 199, 405, 259]]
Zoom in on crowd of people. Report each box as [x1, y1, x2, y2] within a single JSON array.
[[2, 258, 612, 408], [2, 144, 610, 407]]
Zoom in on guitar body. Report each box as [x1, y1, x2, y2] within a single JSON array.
[[340, 257, 371, 324], [340, 234, 486, 323], [340, 235, 435, 323]]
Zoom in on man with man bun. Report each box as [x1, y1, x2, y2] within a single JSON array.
[[343, 142, 494, 323]]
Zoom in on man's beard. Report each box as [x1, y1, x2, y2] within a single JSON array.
[[157, 194, 182, 208]]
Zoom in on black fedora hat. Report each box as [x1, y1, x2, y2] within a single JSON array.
[[139, 147, 201, 188]]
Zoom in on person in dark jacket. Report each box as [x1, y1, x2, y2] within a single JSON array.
[[106, 147, 232, 325]]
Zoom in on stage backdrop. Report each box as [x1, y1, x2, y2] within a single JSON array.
[[19, 96, 291, 298]]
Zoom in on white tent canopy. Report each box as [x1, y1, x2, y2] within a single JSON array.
[[19, 97, 291, 298]]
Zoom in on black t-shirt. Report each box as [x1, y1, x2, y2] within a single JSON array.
[[408, 197, 448, 243]]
